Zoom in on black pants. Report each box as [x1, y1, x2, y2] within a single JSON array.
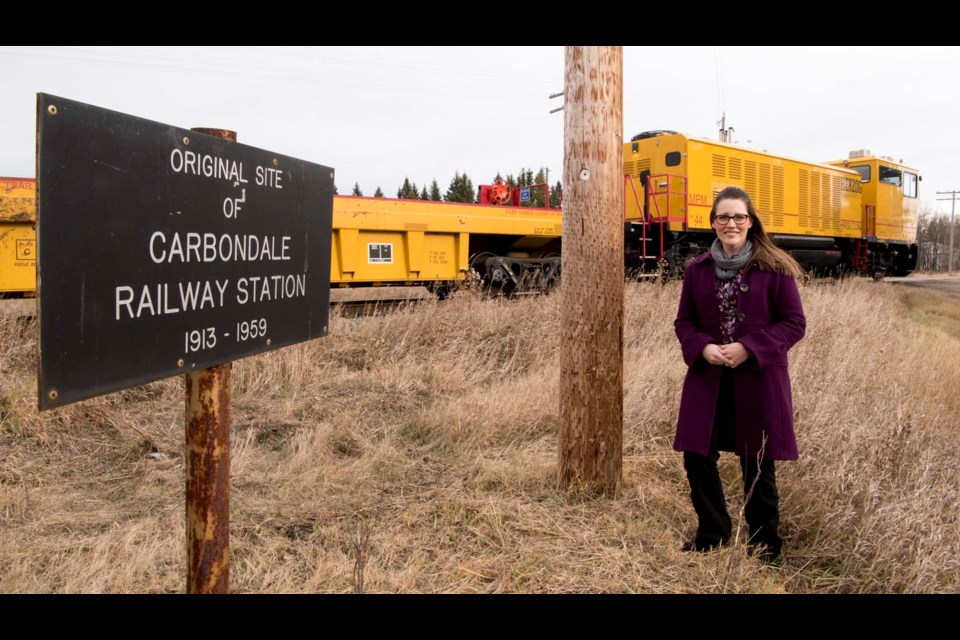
[[682, 369, 782, 555]]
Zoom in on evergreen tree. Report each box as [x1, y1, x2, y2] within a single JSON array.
[[515, 168, 535, 187], [397, 177, 419, 199], [429, 179, 442, 201], [352, 182, 363, 197], [445, 171, 476, 203], [549, 180, 563, 209], [333, 184, 339, 195], [420, 185, 429, 200], [374, 186, 384, 198], [531, 168, 548, 207]]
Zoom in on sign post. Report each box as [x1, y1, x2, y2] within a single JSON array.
[[186, 359, 232, 593], [37, 96, 334, 592], [184, 126, 235, 594]]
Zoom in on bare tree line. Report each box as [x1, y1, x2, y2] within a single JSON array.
[[917, 205, 960, 271]]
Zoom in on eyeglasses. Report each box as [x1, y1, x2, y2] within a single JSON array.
[[714, 214, 750, 225]]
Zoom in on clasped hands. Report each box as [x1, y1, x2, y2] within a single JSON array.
[[702, 342, 749, 368]]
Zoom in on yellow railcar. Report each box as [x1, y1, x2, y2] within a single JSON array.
[[0, 178, 37, 296], [622, 131, 917, 276], [331, 195, 561, 294]]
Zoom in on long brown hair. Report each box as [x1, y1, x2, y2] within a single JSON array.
[[709, 186, 802, 278]]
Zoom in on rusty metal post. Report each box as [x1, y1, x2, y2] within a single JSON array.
[[186, 362, 232, 593], [185, 126, 236, 594], [558, 47, 624, 495]]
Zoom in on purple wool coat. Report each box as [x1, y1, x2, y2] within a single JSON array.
[[674, 252, 806, 460]]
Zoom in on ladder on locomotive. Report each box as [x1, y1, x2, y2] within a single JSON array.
[[623, 172, 689, 262], [854, 205, 875, 271]]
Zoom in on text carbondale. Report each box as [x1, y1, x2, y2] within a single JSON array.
[[150, 231, 291, 264]]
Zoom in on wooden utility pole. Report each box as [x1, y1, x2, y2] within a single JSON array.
[[558, 47, 624, 495], [936, 190, 958, 273]]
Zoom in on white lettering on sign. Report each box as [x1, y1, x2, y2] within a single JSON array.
[[114, 279, 231, 320], [169, 148, 248, 184], [223, 189, 246, 218], [236, 274, 307, 304], [109, 144, 313, 353], [149, 232, 291, 264], [255, 166, 283, 189]]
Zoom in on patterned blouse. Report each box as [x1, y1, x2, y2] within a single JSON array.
[[716, 270, 744, 345]]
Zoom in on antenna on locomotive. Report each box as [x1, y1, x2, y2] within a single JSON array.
[[718, 112, 734, 143]]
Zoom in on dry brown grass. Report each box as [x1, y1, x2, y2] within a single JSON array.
[[1, 278, 959, 593]]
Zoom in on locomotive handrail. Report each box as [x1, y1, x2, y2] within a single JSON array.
[[624, 175, 648, 261], [644, 172, 689, 260], [621, 172, 689, 262]]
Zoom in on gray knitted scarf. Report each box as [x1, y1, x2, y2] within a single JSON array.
[[711, 238, 753, 280]]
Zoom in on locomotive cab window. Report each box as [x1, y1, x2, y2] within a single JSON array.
[[879, 165, 902, 187], [904, 172, 918, 198], [665, 151, 681, 167], [850, 165, 871, 183]]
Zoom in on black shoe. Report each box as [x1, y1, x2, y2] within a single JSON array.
[[681, 538, 728, 553], [748, 542, 782, 564]]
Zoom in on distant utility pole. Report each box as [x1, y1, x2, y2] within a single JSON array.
[[558, 46, 624, 495], [936, 190, 958, 273]]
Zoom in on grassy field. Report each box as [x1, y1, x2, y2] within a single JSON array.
[[1, 278, 958, 593]]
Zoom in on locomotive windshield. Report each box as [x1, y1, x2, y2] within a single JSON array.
[[879, 165, 902, 187], [850, 165, 871, 183]]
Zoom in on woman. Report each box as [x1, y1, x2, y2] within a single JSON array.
[[674, 186, 806, 563]]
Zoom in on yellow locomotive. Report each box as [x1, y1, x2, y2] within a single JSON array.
[[623, 131, 918, 277]]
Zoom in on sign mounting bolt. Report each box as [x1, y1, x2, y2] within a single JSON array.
[[47, 105, 57, 116]]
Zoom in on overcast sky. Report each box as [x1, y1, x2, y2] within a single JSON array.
[[2, 46, 958, 214]]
